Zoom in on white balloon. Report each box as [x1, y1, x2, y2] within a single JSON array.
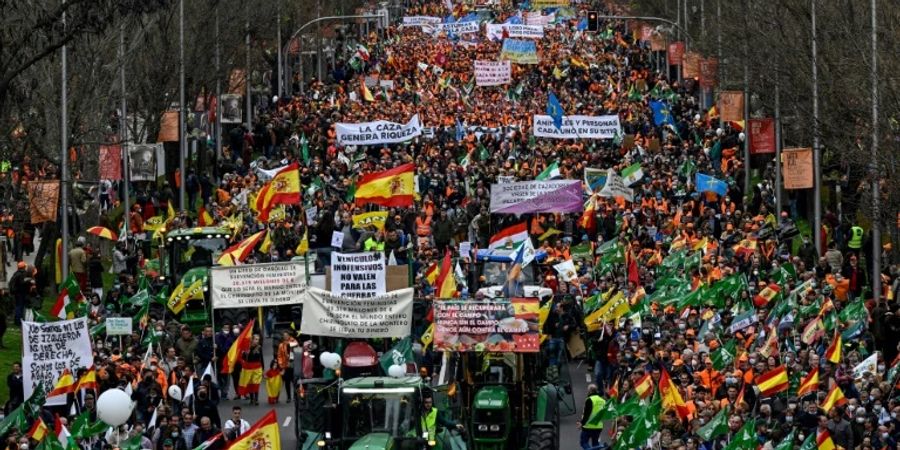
[[320, 352, 342, 370], [694, 114, 701, 121], [388, 364, 406, 378], [716, 128, 724, 136], [97, 389, 134, 426], [168, 385, 183, 401], [739, 132, 746, 142]]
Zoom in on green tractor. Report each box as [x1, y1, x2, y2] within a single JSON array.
[[455, 353, 562, 450], [157, 226, 249, 329]]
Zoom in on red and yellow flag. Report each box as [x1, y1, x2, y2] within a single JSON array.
[[217, 230, 266, 266], [753, 283, 781, 307], [226, 410, 280, 450], [28, 418, 49, 442], [817, 429, 836, 450], [221, 319, 255, 375], [824, 331, 841, 364], [634, 373, 653, 399], [659, 368, 691, 420], [796, 367, 819, 397], [75, 367, 97, 392], [820, 385, 847, 413], [424, 263, 439, 285], [355, 163, 415, 207], [755, 365, 789, 397], [198, 206, 213, 227], [48, 369, 76, 397], [435, 249, 457, 299], [360, 78, 375, 102], [256, 164, 302, 222]]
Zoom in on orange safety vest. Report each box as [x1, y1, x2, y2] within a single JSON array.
[[415, 217, 432, 237]]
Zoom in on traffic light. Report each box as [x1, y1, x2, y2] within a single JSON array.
[[587, 11, 599, 32]]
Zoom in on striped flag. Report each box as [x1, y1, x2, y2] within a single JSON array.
[[753, 283, 781, 307], [27, 418, 49, 442], [824, 331, 842, 364], [48, 369, 76, 398], [796, 367, 819, 397], [820, 385, 847, 413], [659, 368, 691, 420], [191, 432, 222, 450], [756, 365, 789, 397], [816, 430, 836, 450], [488, 222, 529, 250], [634, 373, 653, 399], [221, 319, 254, 374]]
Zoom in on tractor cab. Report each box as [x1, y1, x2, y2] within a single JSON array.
[[160, 227, 231, 329]]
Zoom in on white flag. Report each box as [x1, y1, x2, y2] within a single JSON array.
[[553, 259, 577, 282], [853, 352, 879, 380]]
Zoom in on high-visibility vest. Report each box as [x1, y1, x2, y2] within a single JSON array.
[[848, 226, 864, 249], [583, 395, 606, 430], [364, 237, 385, 251], [421, 407, 438, 439], [416, 217, 431, 236]]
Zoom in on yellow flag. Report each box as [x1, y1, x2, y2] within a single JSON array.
[[539, 301, 552, 343], [259, 230, 273, 254], [421, 323, 434, 349], [167, 201, 175, 221], [295, 229, 309, 255], [168, 279, 204, 314], [352, 211, 389, 231]]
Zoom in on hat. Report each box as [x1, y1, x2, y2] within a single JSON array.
[[17, 261, 26, 269]]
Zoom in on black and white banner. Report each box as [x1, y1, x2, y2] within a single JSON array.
[[474, 60, 512, 86], [336, 114, 422, 146]]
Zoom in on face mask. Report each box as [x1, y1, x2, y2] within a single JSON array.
[[725, 377, 737, 384], [849, 405, 857, 412], [785, 416, 793, 423], [698, 418, 705, 425], [150, 365, 157, 371], [233, 329, 240, 335], [883, 433, 890, 439], [875, 404, 883, 412], [678, 323, 686, 330], [878, 365, 886, 372], [749, 358, 757, 365], [857, 417, 866, 423], [798, 434, 805, 441], [892, 412, 898, 419], [172, 432, 179, 438]]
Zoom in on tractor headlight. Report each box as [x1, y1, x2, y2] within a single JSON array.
[[324, 432, 331, 439], [428, 440, 436, 447], [477, 425, 488, 431], [489, 425, 500, 432], [316, 440, 325, 447]]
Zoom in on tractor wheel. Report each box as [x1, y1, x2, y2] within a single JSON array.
[[297, 383, 329, 433], [526, 426, 557, 450]]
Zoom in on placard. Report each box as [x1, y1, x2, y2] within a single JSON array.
[[211, 261, 308, 309], [699, 57, 719, 88], [99, 145, 122, 181], [433, 299, 541, 352], [474, 60, 512, 86], [128, 143, 162, 181], [599, 170, 635, 202], [335, 115, 422, 146], [532, 115, 622, 139], [782, 148, 813, 189], [667, 42, 685, 65], [437, 21, 480, 35], [500, 39, 539, 64], [485, 24, 544, 40], [490, 180, 583, 214], [459, 241, 472, 258], [718, 91, 744, 122], [683, 52, 701, 79], [28, 181, 60, 224], [331, 231, 345, 248], [22, 318, 93, 406], [749, 118, 776, 154], [106, 317, 133, 336], [300, 287, 413, 338], [402, 16, 442, 26], [331, 252, 386, 299]]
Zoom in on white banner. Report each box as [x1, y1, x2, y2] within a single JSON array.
[[532, 115, 622, 139], [336, 114, 422, 146], [22, 318, 93, 406], [485, 24, 544, 40], [106, 317, 133, 336], [474, 60, 512, 86], [437, 21, 480, 35], [525, 12, 555, 27], [598, 171, 634, 202], [211, 261, 309, 309], [300, 287, 413, 338], [331, 252, 386, 299], [402, 16, 442, 26]]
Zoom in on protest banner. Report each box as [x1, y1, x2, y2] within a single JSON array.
[[300, 287, 413, 338], [718, 91, 745, 122], [485, 24, 544, 40], [584, 168, 608, 194], [331, 252, 386, 298], [220, 94, 242, 123], [667, 42, 685, 65], [128, 143, 162, 181], [157, 110, 179, 142], [211, 261, 309, 309], [599, 170, 635, 202], [500, 39, 539, 64], [352, 211, 389, 231], [28, 180, 59, 224], [22, 318, 93, 406], [474, 60, 512, 86], [650, 33, 667, 51], [532, 0, 569, 7], [402, 16, 442, 26], [98, 144, 122, 180], [532, 114, 622, 139], [106, 317, 132, 336], [699, 57, 719, 88], [335, 114, 422, 146], [524, 12, 555, 27], [490, 180, 583, 214], [782, 148, 814, 189], [433, 299, 541, 352], [683, 52, 701, 78], [749, 118, 776, 154], [437, 21, 479, 35]]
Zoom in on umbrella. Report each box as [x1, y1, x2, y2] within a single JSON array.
[[87, 226, 118, 241]]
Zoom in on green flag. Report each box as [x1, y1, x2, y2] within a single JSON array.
[[723, 418, 756, 450], [70, 411, 110, 439], [798, 433, 817, 450], [0, 405, 27, 437], [596, 396, 619, 421], [626, 84, 642, 102], [300, 133, 310, 164], [614, 394, 643, 417], [614, 397, 661, 450], [838, 298, 868, 323], [128, 289, 150, 307], [773, 429, 797, 450], [90, 322, 107, 337], [536, 161, 561, 180], [478, 143, 490, 161], [696, 405, 730, 442], [119, 433, 145, 450], [797, 297, 823, 319], [378, 337, 414, 374], [711, 339, 737, 371]]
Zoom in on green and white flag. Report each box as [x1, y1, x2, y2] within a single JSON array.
[[773, 429, 796, 450], [723, 418, 756, 450], [620, 163, 644, 186], [536, 161, 561, 180], [696, 405, 729, 442], [379, 337, 415, 374], [711, 339, 737, 371]]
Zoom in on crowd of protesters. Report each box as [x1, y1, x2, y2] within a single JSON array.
[[0, 0, 899, 449]]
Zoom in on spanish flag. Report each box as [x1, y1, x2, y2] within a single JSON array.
[[217, 230, 266, 266], [434, 249, 456, 299], [256, 164, 301, 221], [796, 367, 819, 397], [355, 163, 415, 207], [48, 369, 76, 397], [824, 331, 841, 364], [753, 283, 781, 307], [820, 385, 847, 413], [816, 430, 836, 450], [226, 410, 280, 450], [659, 368, 691, 420], [634, 373, 653, 399], [198, 206, 213, 227], [221, 319, 255, 375], [75, 367, 97, 392], [755, 365, 789, 397], [27, 418, 49, 442], [424, 263, 439, 285]]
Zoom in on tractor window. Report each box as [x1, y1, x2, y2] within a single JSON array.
[[170, 237, 227, 277], [342, 392, 415, 439]]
